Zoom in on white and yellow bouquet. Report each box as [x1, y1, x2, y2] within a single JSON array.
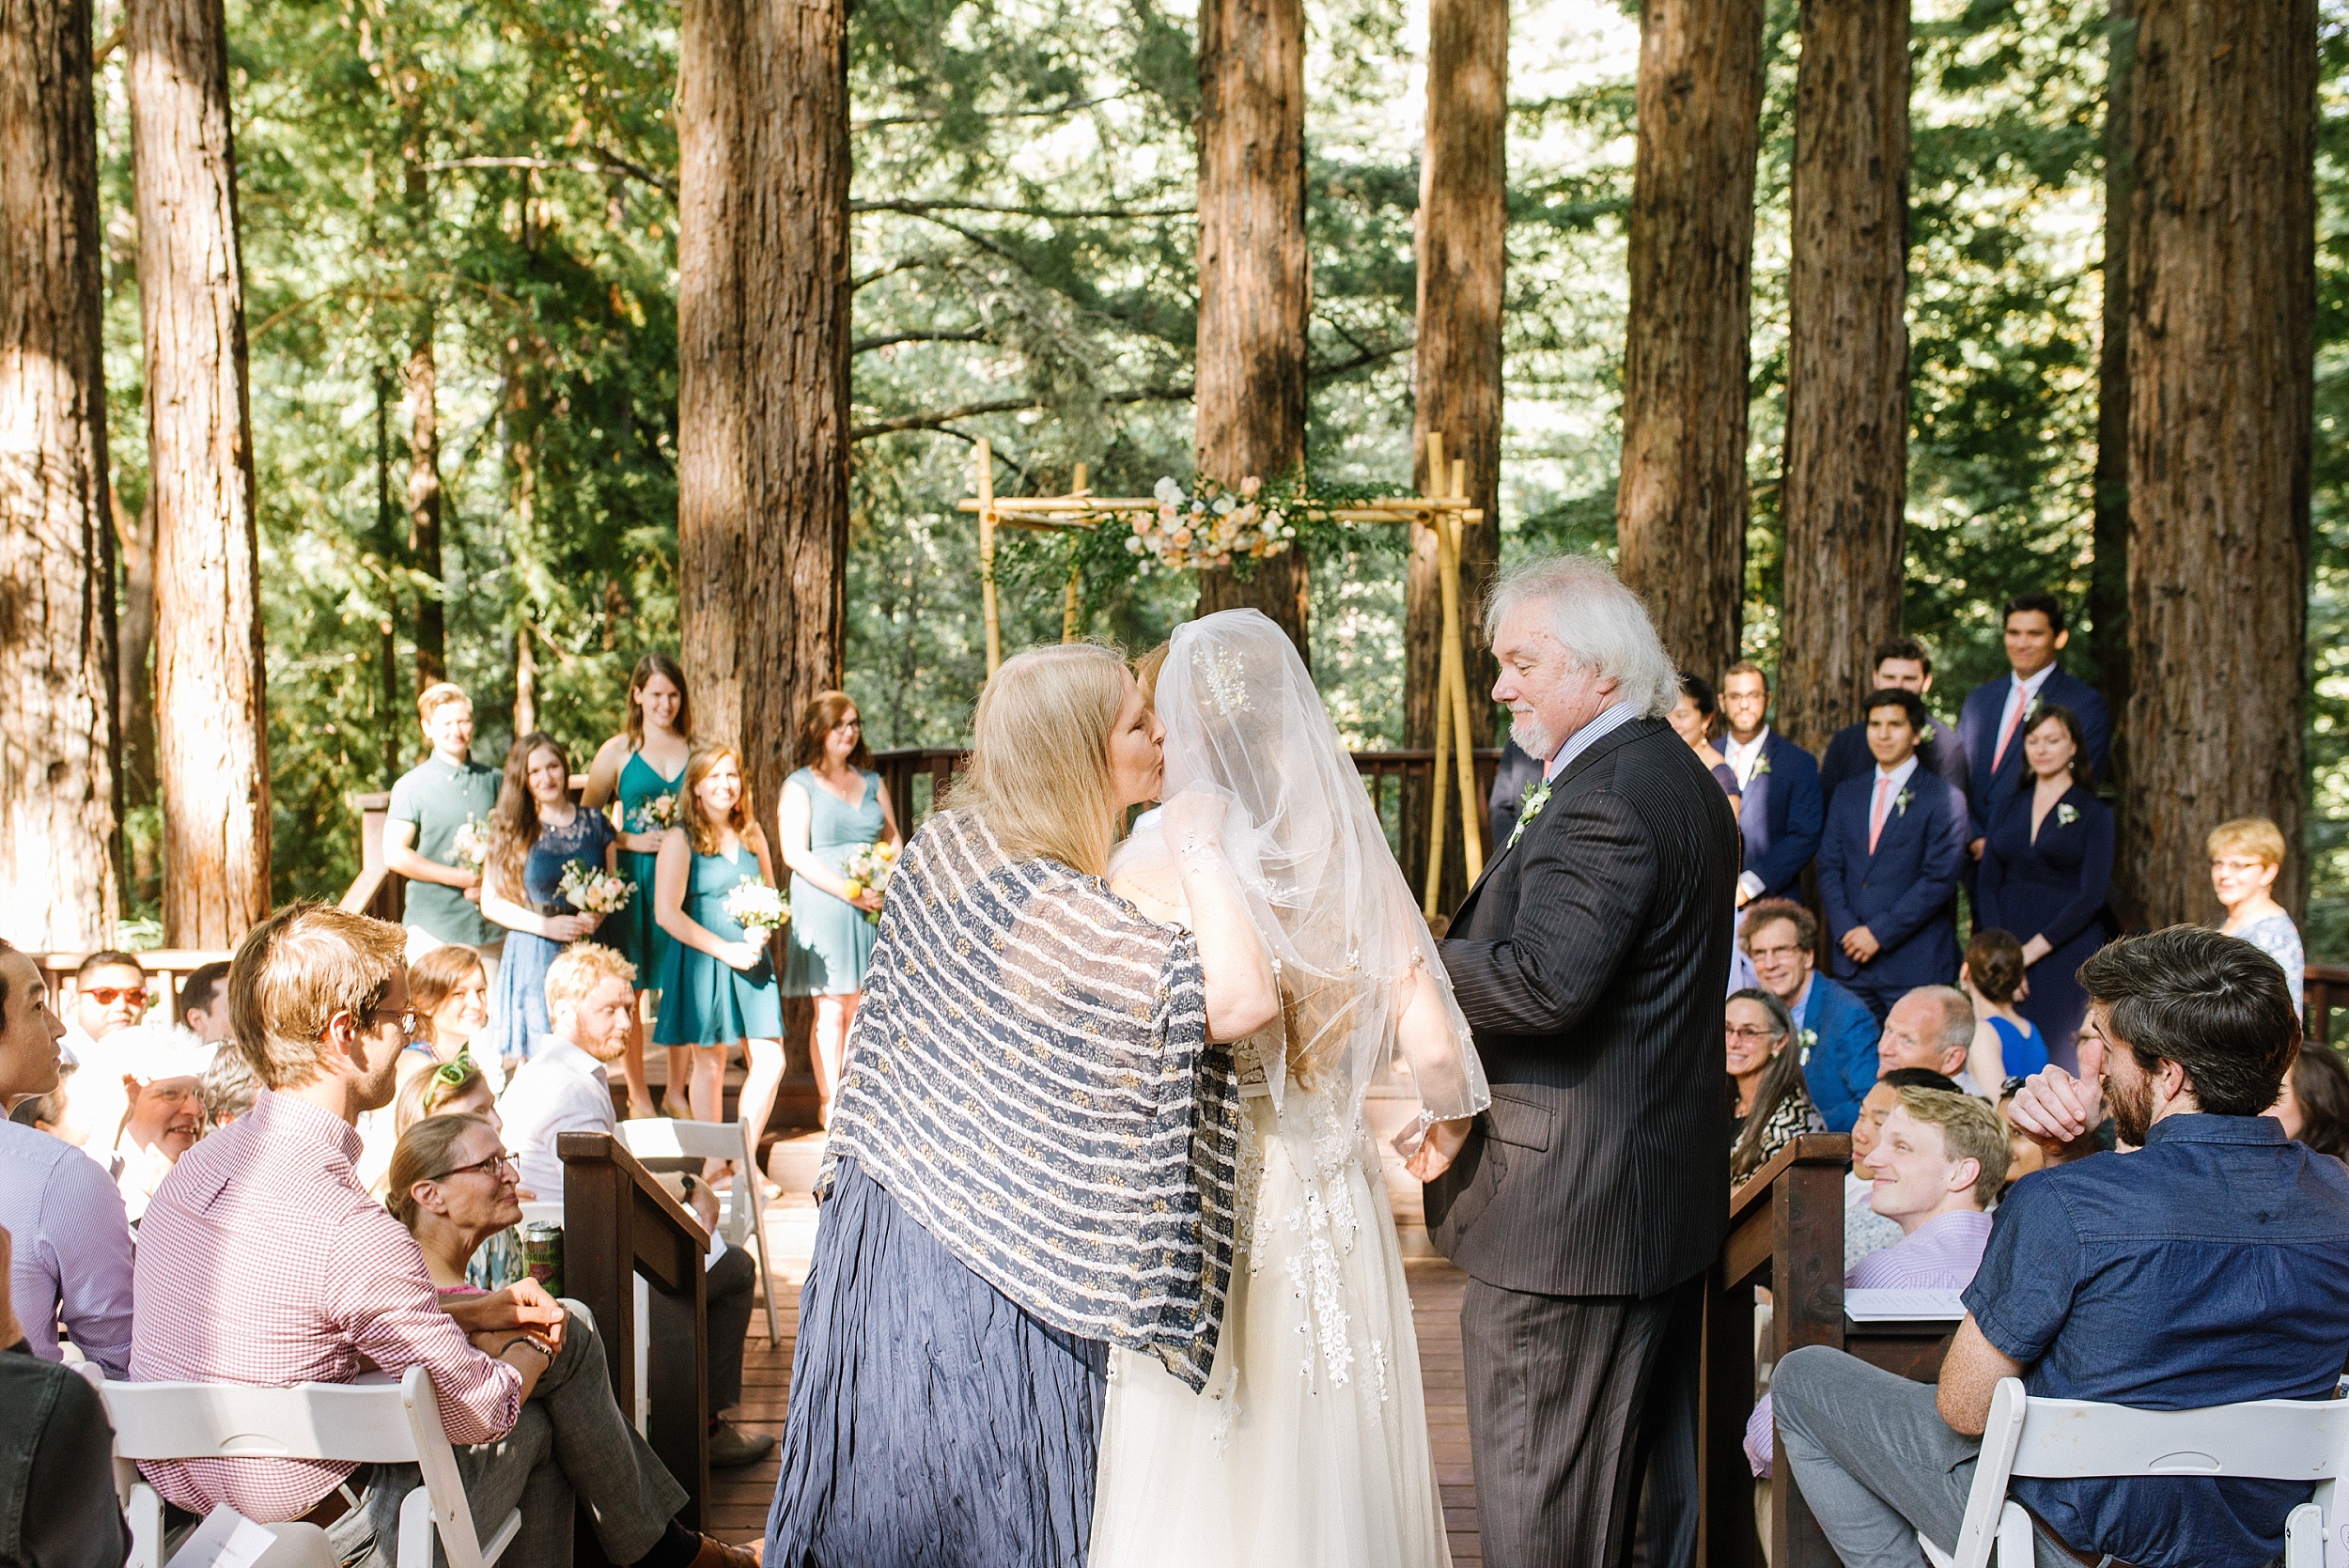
[[628, 791, 680, 835], [557, 862, 634, 915], [449, 816, 490, 875], [840, 841, 899, 923], [1125, 474, 1298, 573], [722, 882, 791, 942]]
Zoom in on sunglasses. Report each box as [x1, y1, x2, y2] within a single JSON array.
[[84, 986, 148, 1007]]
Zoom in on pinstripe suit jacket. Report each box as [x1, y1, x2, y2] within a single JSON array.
[[1425, 715, 1740, 1298]]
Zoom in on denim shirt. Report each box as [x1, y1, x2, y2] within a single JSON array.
[[1963, 1114, 2349, 1568]]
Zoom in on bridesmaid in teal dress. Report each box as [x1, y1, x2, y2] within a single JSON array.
[[779, 691, 903, 1127], [653, 744, 786, 1175], [583, 652, 694, 1118]]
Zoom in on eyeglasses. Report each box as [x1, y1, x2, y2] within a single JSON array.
[[84, 986, 148, 1007], [832, 718, 863, 732], [432, 1150, 517, 1182], [2211, 858, 2272, 876], [1746, 943, 1807, 963], [1726, 1025, 1782, 1044], [365, 1005, 418, 1039]]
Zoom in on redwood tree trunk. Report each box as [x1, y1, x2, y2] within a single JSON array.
[[1775, 0, 1910, 754], [405, 323, 445, 693], [1193, 0, 1311, 660], [115, 489, 157, 811], [677, 0, 850, 831], [1404, 0, 1506, 906], [2089, 0, 2133, 759], [1616, 0, 1765, 678], [130, 0, 271, 945], [0, 0, 119, 949], [2122, 0, 2314, 926]]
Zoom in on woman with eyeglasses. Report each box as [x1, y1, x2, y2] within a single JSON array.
[[778, 691, 903, 1128], [387, 1112, 525, 1292], [2210, 815, 2304, 1013], [392, 1062, 527, 1289], [1727, 987, 1822, 1187]]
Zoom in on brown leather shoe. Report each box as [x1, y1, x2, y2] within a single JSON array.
[[708, 1421, 776, 1468], [685, 1534, 761, 1568]]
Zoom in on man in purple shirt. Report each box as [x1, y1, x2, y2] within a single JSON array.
[[0, 939, 134, 1378]]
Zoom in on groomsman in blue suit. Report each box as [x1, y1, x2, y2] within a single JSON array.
[[1817, 689, 1970, 1019], [1818, 637, 1970, 805], [1719, 661, 1824, 908], [1955, 592, 2111, 860]]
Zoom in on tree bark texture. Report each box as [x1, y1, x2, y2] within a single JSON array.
[[114, 489, 156, 810], [2121, 0, 2314, 925], [2089, 0, 2133, 753], [0, 0, 118, 949], [677, 0, 851, 831], [130, 0, 271, 945], [1193, 0, 1311, 660], [1403, 0, 1506, 907], [1775, 0, 1910, 754], [405, 326, 445, 693], [1616, 0, 1765, 681]]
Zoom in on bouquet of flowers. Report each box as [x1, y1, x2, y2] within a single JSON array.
[[556, 862, 634, 915], [628, 791, 680, 835], [839, 841, 899, 922], [449, 816, 490, 875], [722, 881, 791, 942], [1124, 474, 1298, 573]]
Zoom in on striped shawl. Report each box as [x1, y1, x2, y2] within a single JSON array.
[[821, 809, 1242, 1389]]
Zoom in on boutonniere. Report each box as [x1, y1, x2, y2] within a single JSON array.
[[1894, 786, 1916, 817], [1750, 751, 1772, 777], [2056, 802, 2078, 827], [1798, 1026, 1818, 1065], [1508, 778, 1553, 848], [1920, 721, 1937, 744]]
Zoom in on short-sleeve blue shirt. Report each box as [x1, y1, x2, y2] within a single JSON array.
[[1962, 1114, 2349, 1568]]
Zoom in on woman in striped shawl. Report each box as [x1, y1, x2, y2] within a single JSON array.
[[767, 644, 1281, 1568]]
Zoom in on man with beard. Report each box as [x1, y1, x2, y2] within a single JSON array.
[[1767, 926, 2349, 1568]]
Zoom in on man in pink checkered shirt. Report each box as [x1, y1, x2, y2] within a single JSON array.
[[130, 904, 754, 1568]]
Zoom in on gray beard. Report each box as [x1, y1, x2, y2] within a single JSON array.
[[1510, 714, 1554, 762]]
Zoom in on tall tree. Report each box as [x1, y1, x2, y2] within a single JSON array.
[[677, 0, 851, 822], [2122, 0, 2314, 925], [130, 0, 272, 946], [1775, 0, 1911, 753], [400, 97, 445, 694], [2089, 0, 2133, 759], [1615, 0, 1766, 679], [1405, 0, 1507, 905], [0, 0, 118, 949], [1193, 0, 1311, 659]]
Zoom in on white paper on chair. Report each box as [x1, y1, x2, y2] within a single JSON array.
[[1844, 1289, 1967, 1322], [166, 1507, 332, 1568]]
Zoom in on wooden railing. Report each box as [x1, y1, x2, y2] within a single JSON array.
[[558, 1130, 711, 1545], [2307, 963, 2349, 1047]]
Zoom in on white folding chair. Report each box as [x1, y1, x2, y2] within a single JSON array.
[[617, 1116, 781, 1345], [80, 1363, 521, 1568], [1917, 1376, 2349, 1568]]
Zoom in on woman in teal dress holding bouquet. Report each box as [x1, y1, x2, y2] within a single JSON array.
[[583, 652, 693, 1118], [779, 691, 903, 1126], [654, 744, 786, 1176]]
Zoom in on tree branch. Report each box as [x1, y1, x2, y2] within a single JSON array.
[[849, 382, 1195, 442], [852, 198, 1191, 221], [1308, 341, 1412, 380], [852, 329, 992, 354], [423, 153, 677, 197], [853, 95, 1125, 132]]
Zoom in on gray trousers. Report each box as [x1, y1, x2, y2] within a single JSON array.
[[1462, 1272, 1705, 1568], [328, 1301, 687, 1568], [650, 1242, 757, 1411], [1770, 1344, 2072, 1568]]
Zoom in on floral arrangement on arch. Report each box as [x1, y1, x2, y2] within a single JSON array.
[[1122, 474, 1300, 573]]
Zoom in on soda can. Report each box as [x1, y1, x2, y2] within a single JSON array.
[[520, 1220, 563, 1298]]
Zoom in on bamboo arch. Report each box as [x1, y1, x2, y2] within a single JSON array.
[[958, 435, 1487, 916]]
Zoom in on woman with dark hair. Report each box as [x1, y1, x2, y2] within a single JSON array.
[[1668, 670, 1741, 808], [1974, 704, 2114, 1071], [2275, 1044, 2349, 1162], [480, 732, 614, 1067], [398, 943, 492, 1090], [583, 652, 694, 1117], [778, 691, 903, 1127], [1959, 927, 2048, 1086], [1728, 986, 1822, 1186]]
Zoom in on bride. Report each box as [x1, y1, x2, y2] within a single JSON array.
[[1089, 610, 1489, 1568]]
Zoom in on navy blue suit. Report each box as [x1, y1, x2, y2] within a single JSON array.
[[1816, 766, 1969, 1018], [1733, 729, 1823, 901], [1819, 711, 1969, 807], [1795, 972, 1883, 1134], [1975, 782, 2114, 1074], [1955, 668, 2111, 840]]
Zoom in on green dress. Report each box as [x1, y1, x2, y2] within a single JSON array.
[[653, 843, 786, 1045], [604, 750, 683, 984], [783, 768, 887, 997]]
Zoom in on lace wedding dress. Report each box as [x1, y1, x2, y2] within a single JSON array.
[[1087, 611, 1484, 1568]]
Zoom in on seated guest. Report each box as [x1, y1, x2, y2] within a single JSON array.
[[2212, 815, 2304, 1012], [108, 1033, 212, 1223], [1742, 899, 1879, 1133], [199, 1048, 259, 1128], [1974, 704, 2113, 1069], [1668, 672, 1741, 808], [129, 904, 752, 1568], [1816, 690, 1968, 1017], [1958, 928, 2047, 1087], [1720, 660, 1824, 906], [176, 960, 235, 1046], [389, 1114, 523, 1294], [1957, 591, 2112, 859], [501, 943, 772, 1469], [1775, 926, 2349, 1568], [56, 950, 153, 1154], [1847, 1068, 1963, 1269], [2271, 1041, 2349, 1162], [0, 941, 134, 1379], [1875, 985, 1983, 1095], [1728, 988, 1822, 1186], [402, 944, 496, 1092], [1819, 637, 1971, 805], [1747, 1086, 2008, 1475], [0, 1223, 130, 1568], [395, 1057, 522, 1291], [1997, 1078, 2098, 1195]]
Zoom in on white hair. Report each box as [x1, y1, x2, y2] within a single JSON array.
[[1483, 553, 1679, 720]]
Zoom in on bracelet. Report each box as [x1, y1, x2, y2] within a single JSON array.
[[499, 1335, 553, 1364]]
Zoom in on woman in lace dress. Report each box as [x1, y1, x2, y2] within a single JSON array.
[[1089, 611, 1490, 1568]]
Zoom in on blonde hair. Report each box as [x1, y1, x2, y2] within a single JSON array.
[[1895, 1087, 2012, 1207], [545, 942, 637, 1017], [2208, 815, 2288, 869], [952, 644, 1131, 877], [386, 1112, 490, 1230], [395, 1052, 487, 1136], [228, 904, 410, 1090], [1134, 644, 1171, 707], [416, 682, 471, 725], [679, 745, 756, 856]]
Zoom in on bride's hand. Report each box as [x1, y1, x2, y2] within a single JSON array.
[[1158, 787, 1232, 855], [1402, 1117, 1472, 1184]]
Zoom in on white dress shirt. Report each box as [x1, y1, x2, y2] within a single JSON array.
[[499, 1034, 617, 1207], [1992, 664, 2056, 768]]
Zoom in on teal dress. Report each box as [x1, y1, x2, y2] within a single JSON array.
[[783, 768, 887, 997], [605, 751, 684, 985], [653, 844, 786, 1045]]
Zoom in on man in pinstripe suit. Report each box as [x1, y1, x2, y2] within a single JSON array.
[[1423, 556, 1740, 1568]]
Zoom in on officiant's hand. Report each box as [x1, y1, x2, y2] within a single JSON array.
[[1404, 1117, 1471, 1183]]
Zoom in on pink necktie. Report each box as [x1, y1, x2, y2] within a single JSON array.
[[1992, 688, 2028, 769], [1868, 777, 1892, 854]]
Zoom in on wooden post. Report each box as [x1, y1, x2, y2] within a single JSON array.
[[1423, 515, 1455, 924], [976, 440, 1001, 675], [1442, 457, 1484, 883]]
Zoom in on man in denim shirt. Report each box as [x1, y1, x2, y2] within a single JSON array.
[[1769, 926, 2349, 1568]]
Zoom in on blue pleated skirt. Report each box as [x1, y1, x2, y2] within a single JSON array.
[[766, 1157, 1108, 1568]]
